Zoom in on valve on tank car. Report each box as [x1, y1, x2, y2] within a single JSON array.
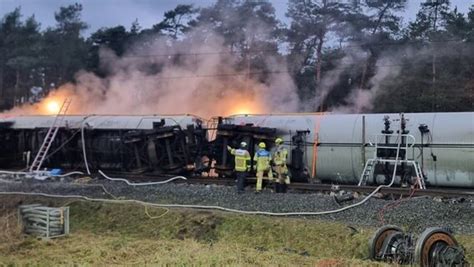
[[359, 113, 427, 189]]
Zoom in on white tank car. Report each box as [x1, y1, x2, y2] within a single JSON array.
[[227, 112, 474, 188]]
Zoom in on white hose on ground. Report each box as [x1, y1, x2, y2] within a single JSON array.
[[0, 185, 386, 216], [98, 170, 187, 185]]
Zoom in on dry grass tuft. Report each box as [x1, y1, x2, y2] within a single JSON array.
[[0, 196, 25, 251]]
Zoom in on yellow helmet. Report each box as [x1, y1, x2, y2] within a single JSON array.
[[275, 138, 283, 145], [258, 142, 266, 149]]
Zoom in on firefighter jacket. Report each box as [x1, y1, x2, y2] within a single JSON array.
[[228, 147, 251, 172], [273, 145, 288, 166], [254, 148, 272, 171]]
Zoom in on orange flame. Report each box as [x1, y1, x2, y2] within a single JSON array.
[[226, 100, 261, 116], [45, 100, 61, 114]]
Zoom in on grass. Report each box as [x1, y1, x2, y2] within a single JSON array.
[[0, 197, 472, 266]]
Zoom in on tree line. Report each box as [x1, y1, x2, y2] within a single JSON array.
[[1, 0, 473, 113]]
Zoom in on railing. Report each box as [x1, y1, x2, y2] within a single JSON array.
[[359, 133, 426, 189], [372, 133, 416, 161]]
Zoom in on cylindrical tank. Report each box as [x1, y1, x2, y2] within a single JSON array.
[[227, 112, 474, 188]]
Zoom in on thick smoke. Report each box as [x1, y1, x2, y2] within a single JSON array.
[[4, 27, 299, 118], [307, 45, 368, 111], [332, 56, 402, 113], [6, 19, 464, 117]]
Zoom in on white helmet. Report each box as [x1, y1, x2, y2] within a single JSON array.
[[240, 141, 247, 148]]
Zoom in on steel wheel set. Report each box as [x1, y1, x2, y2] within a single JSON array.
[[369, 225, 467, 266]]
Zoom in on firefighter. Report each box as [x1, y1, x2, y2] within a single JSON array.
[[253, 142, 273, 193], [227, 142, 251, 194], [273, 137, 290, 193]]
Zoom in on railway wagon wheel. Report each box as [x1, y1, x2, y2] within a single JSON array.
[[415, 227, 465, 266], [379, 231, 413, 264], [369, 225, 403, 260]]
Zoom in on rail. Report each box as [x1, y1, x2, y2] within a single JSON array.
[[90, 172, 472, 198]]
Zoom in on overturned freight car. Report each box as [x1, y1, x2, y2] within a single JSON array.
[[0, 115, 208, 174], [0, 112, 473, 189]]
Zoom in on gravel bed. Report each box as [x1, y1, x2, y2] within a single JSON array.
[[0, 175, 473, 234]]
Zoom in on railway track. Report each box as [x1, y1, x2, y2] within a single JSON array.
[[289, 183, 474, 198], [1, 170, 471, 198], [101, 172, 474, 198]]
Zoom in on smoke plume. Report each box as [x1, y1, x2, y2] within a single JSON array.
[[3, 28, 299, 118], [309, 45, 368, 111], [332, 56, 402, 113]]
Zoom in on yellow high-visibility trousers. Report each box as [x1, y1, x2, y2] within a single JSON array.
[[274, 165, 290, 184], [256, 168, 273, 192]]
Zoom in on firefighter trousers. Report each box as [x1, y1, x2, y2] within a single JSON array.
[[274, 165, 290, 193], [256, 168, 273, 192], [236, 171, 246, 193]]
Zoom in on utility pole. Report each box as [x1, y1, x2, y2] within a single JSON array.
[[426, 0, 446, 111]]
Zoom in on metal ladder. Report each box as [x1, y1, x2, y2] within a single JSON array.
[[29, 98, 72, 172], [358, 159, 376, 186], [412, 161, 427, 189]]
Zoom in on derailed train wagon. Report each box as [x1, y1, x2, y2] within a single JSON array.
[[0, 112, 473, 189], [0, 115, 208, 174]]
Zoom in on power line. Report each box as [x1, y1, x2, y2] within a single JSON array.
[[85, 59, 473, 81], [98, 38, 467, 59]]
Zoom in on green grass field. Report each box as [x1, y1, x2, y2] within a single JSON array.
[[0, 198, 472, 266]]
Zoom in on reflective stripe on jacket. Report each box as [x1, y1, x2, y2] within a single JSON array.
[[230, 148, 251, 172]]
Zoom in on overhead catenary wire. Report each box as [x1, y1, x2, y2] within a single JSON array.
[[98, 38, 466, 59], [67, 58, 474, 82], [91, 37, 472, 81]]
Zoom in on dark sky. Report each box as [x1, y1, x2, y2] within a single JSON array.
[[1, 0, 472, 36]]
